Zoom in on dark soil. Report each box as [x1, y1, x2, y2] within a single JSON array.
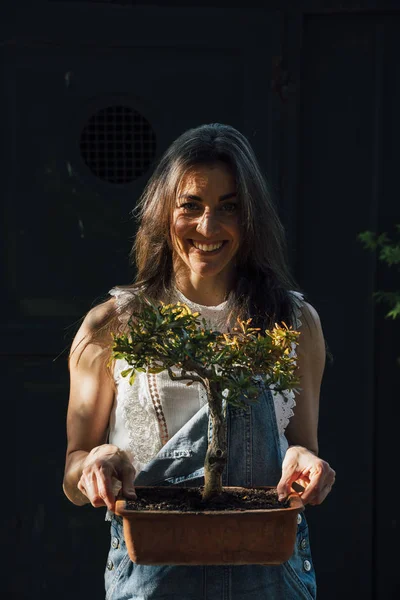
[[125, 487, 289, 512]]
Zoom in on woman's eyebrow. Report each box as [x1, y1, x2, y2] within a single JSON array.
[[178, 192, 237, 201]]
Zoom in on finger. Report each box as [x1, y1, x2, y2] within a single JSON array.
[[299, 459, 333, 504], [277, 464, 301, 500], [77, 478, 87, 498], [306, 482, 332, 505], [121, 467, 137, 499], [302, 472, 335, 505], [298, 478, 320, 504], [95, 469, 118, 511], [79, 472, 106, 508]]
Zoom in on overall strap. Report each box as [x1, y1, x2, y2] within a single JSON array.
[[223, 382, 283, 488]]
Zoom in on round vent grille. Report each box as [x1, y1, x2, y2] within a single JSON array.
[[80, 106, 156, 183]]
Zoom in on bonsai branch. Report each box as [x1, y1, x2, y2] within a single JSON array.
[[166, 367, 206, 387]]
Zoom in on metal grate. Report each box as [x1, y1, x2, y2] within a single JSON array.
[[80, 106, 156, 183]]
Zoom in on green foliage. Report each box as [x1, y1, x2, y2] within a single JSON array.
[[358, 225, 400, 320], [109, 297, 301, 408]]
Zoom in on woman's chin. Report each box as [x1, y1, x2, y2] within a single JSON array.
[[187, 261, 233, 281]]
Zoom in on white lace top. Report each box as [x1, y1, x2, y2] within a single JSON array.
[[107, 286, 304, 478]]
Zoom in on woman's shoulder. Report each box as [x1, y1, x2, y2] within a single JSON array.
[[287, 290, 321, 331], [107, 285, 145, 323], [85, 297, 117, 331], [108, 285, 143, 305], [76, 288, 136, 341], [68, 298, 117, 366]]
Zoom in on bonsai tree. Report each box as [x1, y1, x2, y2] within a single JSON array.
[[109, 297, 300, 501]]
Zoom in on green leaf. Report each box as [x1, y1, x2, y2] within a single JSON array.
[[120, 368, 133, 378], [386, 302, 400, 319], [379, 244, 400, 266], [357, 230, 378, 250], [148, 366, 166, 374]]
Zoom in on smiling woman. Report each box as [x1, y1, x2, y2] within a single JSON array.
[[130, 123, 302, 329], [63, 123, 335, 600], [171, 162, 240, 305]]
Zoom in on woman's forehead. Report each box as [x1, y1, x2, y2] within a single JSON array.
[[178, 162, 235, 192]]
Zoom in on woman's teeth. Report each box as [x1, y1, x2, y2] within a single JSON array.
[[192, 241, 224, 252]]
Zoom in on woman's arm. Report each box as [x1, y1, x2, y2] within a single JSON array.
[[277, 301, 336, 505], [284, 300, 325, 454], [62, 299, 136, 510]]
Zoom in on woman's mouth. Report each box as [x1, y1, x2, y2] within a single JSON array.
[[190, 240, 226, 253]]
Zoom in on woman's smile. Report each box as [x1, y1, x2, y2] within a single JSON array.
[[190, 239, 227, 253], [171, 162, 240, 286]]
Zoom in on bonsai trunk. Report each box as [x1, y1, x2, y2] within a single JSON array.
[[202, 380, 227, 501]]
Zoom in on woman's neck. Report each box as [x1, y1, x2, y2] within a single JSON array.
[[173, 276, 232, 307]]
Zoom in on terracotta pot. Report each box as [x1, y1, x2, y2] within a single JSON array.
[[115, 485, 304, 565]]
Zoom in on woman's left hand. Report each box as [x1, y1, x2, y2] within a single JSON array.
[[277, 445, 336, 505]]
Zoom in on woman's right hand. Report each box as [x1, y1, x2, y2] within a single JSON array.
[[77, 444, 137, 511]]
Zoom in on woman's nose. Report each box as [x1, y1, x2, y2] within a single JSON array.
[[196, 211, 221, 237]]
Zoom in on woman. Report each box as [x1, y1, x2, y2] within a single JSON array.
[[63, 123, 335, 599]]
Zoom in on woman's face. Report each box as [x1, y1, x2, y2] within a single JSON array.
[[171, 161, 240, 283]]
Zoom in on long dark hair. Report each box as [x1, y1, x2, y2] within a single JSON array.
[[119, 123, 303, 330]]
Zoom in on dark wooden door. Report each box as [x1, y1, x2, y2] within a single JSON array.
[[286, 11, 400, 600]]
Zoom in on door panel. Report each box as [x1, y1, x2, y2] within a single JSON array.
[[295, 13, 400, 600]]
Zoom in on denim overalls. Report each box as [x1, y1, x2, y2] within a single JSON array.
[[104, 383, 317, 600]]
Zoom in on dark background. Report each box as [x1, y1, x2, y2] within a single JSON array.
[[2, 1, 399, 598]]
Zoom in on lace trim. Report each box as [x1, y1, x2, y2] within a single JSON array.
[[172, 287, 230, 311], [270, 290, 304, 434], [271, 387, 296, 435], [168, 287, 232, 331], [109, 288, 165, 468], [114, 358, 162, 472], [147, 372, 169, 446], [289, 290, 304, 330], [108, 287, 136, 332]]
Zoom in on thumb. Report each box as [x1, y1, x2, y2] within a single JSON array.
[[277, 476, 292, 501], [277, 464, 298, 501]]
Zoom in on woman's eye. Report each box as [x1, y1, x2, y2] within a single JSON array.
[[219, 202, 238, 213], [179, 202, 201, 212]]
